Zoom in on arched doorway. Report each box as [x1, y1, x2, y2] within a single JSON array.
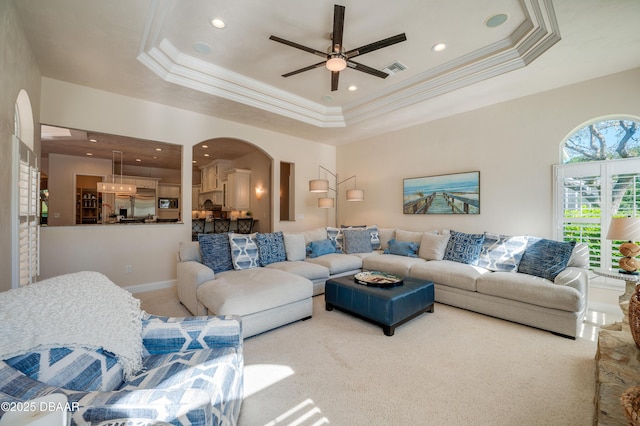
[[192, 138, 272, 233]]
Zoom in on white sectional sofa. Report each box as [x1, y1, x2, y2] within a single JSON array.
[[177, 226, 589, 339]]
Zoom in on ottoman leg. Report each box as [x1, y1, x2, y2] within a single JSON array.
[[383, 325, 395, 336], [326, 303, 334, 311]]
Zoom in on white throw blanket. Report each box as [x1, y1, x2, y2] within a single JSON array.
[[0, 271, 143, 379]]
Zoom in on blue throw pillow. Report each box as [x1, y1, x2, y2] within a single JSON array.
[[307, 239, 338, 258], [517, 238, 576, 281], [256, 231, 287, 266], [198, 233, 233, 273], [384, 239, 419, 257], [443, 230, 485, 265]]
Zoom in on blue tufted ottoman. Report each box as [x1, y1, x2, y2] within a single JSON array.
[[325, 275, 434, 336]]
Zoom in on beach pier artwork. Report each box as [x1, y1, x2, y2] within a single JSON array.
[[403, 171, 480, 215]]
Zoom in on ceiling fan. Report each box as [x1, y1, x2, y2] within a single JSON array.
[[269, 4, 407, 91]]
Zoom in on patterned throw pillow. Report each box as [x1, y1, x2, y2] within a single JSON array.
[[367, 225, 381, 250], [326, 227, 344, 253], [517, 238, 576, 281], [256, 231, 287, 266], [342, 228, 374, 254], [477, 233, 528, 272], [228, 233, 260, 270], [198, 233, 233, 273], [443, 230, 485, 265], [5, 347, 124, 392]]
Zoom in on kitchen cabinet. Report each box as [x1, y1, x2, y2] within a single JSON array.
[[225, 169, 251, 211], [192, 185, 200, 210], [158, 183, 180, 198], [201, 160, 231, 192], [107, 176, 159, 190]]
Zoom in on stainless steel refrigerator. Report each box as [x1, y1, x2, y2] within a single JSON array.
[[115, 189, 156, 219]]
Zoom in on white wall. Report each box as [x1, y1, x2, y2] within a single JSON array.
[[0, 1, 41, 292], [39, 78, 335, 288], [338, 67, 640, 238]]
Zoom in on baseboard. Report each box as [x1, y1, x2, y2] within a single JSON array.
[[124, 279, 175, 294]]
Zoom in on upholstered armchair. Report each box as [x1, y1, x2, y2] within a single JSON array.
[[0, 272, 243, 426]]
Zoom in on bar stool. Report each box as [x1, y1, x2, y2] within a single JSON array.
[[213, 218, 231, 233], [191, 218, 206, 241], [236, 218, 254, 234]]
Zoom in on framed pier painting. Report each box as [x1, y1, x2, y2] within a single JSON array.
[[403, 171, 480, 215]]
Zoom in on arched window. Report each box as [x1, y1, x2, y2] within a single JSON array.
[[554, 117, 640, 278]]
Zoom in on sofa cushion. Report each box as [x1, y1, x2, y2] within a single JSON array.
[[198, 234, 233, 273], [476, 271, 583, 312], [199, 268, 312, 316], [302, 228, 328, 245], [409, 260, 489, 292], [476, 233, 528, 272], [395, 229, 425, 244], [228, 233, 260, 270], [256, 231, 287, 266], [5, 347, 124, 392], [384, 239, 419, 257], [307, 239, 338, 258], [306, 253, 363, 275], [363, 253, 426, 277], [517, 238, 576, 281], [283, 232, 306, 261], [265, 260, 330, 282], [178, 241, 202, 263], [343, 228, 374, 254], [378, 228, 397, 250], [418, 233, 450, 260], [443, 230, 485, 265]]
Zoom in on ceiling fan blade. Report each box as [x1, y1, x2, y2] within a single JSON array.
[[345, 33, 407, 58], [331, 71, 340, 91], [282, 61, 326, 77], [269, 35, 327, 59], [331, 5, 345, 53], [347, 60, 389, 79]]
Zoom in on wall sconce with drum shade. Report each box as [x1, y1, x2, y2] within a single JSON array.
[[607, 216, 640, 274], [255, 186, 264, 200], [96, 150, 137, 194], [309, 165, 363, 225]]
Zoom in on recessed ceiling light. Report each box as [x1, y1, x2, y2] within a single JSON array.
[[485, 13, 509, 28], [155, 148, 162, 152], [192, 160, 197, 164], [432, 42, 447, 52], [202, 145, 208, 149], [204, 153, 210, 157], [89, 138, 98, 143], [193, 42, 212, 54], [348, 85, 357, 91], [210, 18, 225, 29], [135, 158, 142, 162], [86, 153, 93, 156]]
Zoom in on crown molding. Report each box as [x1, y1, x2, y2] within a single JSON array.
[[137, 0, 560, 128]]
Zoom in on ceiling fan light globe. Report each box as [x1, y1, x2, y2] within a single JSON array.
[[326, 57, 347, 72]]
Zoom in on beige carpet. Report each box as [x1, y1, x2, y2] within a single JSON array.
[[137, 288, 597, 425]]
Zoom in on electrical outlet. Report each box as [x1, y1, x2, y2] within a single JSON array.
[[125, 265, 133, 273]]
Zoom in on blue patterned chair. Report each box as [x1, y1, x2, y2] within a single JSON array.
[[0, 273, 243, 426]]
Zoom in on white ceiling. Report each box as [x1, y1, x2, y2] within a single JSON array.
[[13, 0, 640, 147]]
